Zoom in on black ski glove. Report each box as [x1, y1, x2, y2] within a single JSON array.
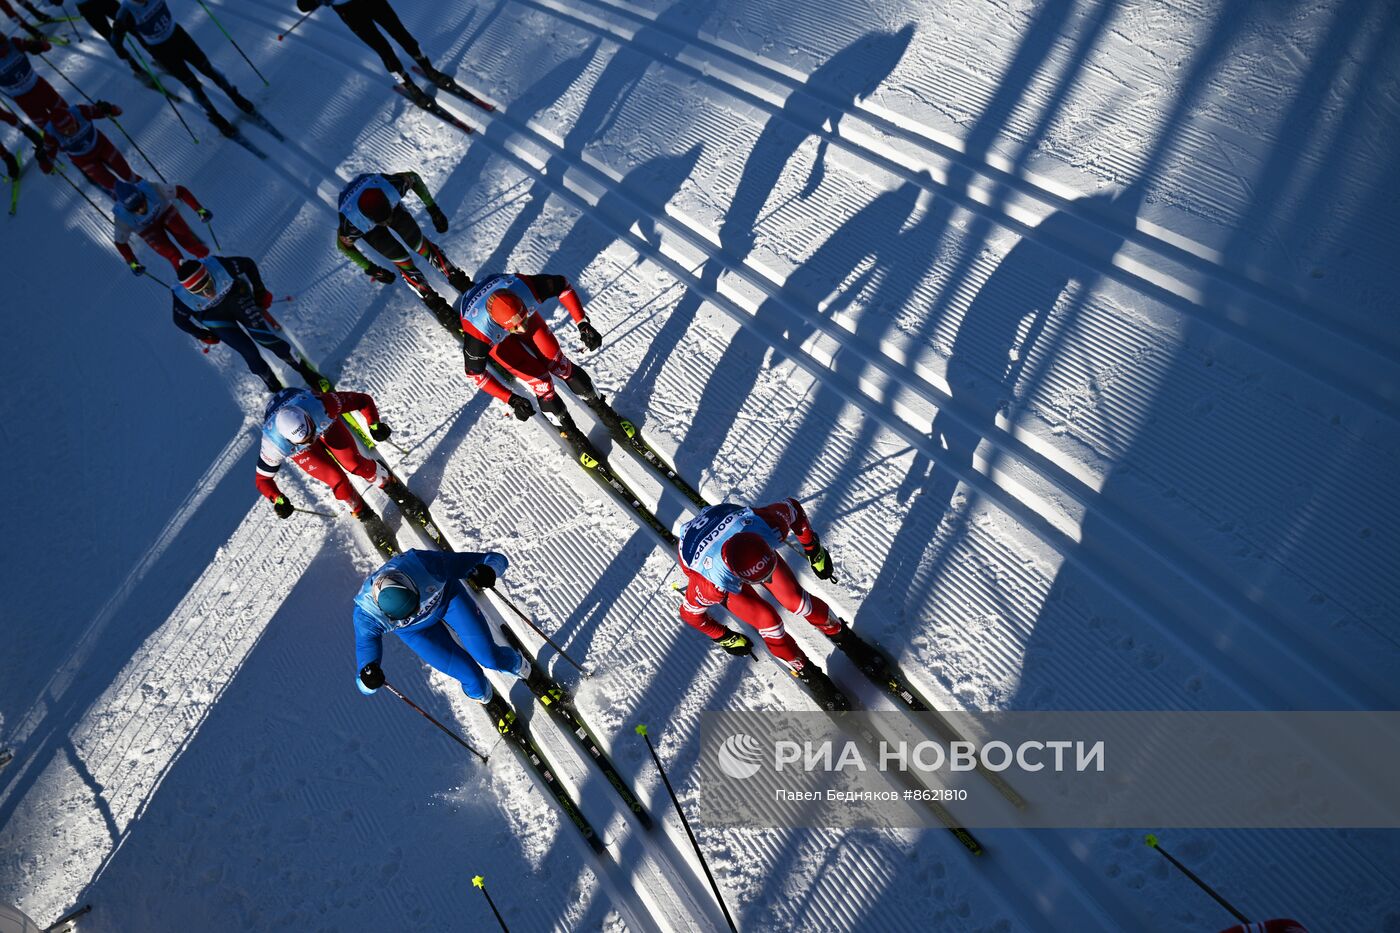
[[196, 206, 213, 222], [368, 421, 392, 442], [296, 0, 322, 12], [577, 319, 602, 351], [273, 496, 294, 519], [428, 205, 448, 234], [714, 630, 754, 658], [366, 264, 396, 284], [129, 261, 146, 277], [802, 534, 834, 581], [467, 563, 496, 590], [507, 393, 536, 422], [359, 661, 384, 692]]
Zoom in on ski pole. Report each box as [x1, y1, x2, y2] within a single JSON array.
[[291, 505, 335, 518], [635, 724, 738, 932], [471, 876, 509, 932], [383, 680, 488, 763], [49, 162, 112, 224], [195, 0, 269, 86], [61, 1, 81, 43], [277, 8, 315, 41], [1144, 835, 1249, 924], [36, 52, 170, 181], [126, 38, 199, 144], [203, 215, 222, 250], [138, 267, 173, 289], [490, 587, 589, 677], [44, 903, 92, 930]]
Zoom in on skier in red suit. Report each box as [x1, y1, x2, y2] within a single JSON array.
[[256, 387, 395, 519], [38, 102, 134, 194], [456, 272, 610, 430], [0, 33, 66, 125], [112, 176, 211, 272], [676, 497, 864, 710]]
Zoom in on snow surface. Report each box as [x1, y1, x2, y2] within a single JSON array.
[[2, 0, 1399, 929]]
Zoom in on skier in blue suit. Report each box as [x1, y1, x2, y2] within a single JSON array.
[[353, 549, 536, 718]]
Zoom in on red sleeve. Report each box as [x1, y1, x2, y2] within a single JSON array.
[[77, 103, 101, 120], [116, 241, 137, 265], [0, 108, 15, 127], [754, 498, 815, 546], [518, 274, 586, 323], [255, 472, 282, 502], [175, 185, 202, 211], [328, 390, 380, 426], [679, 571, 728, 639]]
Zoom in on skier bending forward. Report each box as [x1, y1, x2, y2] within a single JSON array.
[[256, 386, 402, 550], [677, 497, 861, 710], [353, 549, 536, 724]]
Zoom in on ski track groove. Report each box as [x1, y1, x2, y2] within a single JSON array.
[[516, 0, 1400, 413], [397, 67, 1384, 718], [471, 0, 1400, 692], [252, 3, 1388, 918]]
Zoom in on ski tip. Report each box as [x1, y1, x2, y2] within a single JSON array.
[[472, 874, 485, 889], [1143, 833, 1159, 848], [634, 723, 649, 736]]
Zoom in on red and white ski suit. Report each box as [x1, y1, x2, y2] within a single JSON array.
[[113, 181, 210, 269], [256, 391, 388, 514], [460, 273, 587, 408], [678, 498, 841, 671]]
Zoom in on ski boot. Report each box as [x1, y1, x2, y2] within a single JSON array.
[[383, 478, 428, 524], [794, 662, 851, 712], [230, 89, 257, 114], [402, 268, 457, 331], [354, 505, 397, 556], [483, 691, 517, 736], [394, 73, 435, 108], [566, 369, 628, 435], [541, 397, 604, 463], [208, 110, 237, 138], [518, 656, 569, 710], [422, 240, 472, 291], [447, 266, 472, 291], [830, 626, 889, 680], [294, 357, 332, 392], [413, 55, 452, 87]]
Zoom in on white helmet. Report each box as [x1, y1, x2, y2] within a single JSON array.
[[275, 406, 316, 445]]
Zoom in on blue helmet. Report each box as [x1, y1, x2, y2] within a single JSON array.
[[114, 179, 144, 211], [372, 570, 420, 620]]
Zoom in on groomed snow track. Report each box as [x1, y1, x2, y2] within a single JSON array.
[[2, 0, 1397, 930]]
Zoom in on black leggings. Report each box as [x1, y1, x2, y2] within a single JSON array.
[[147, 27, 239, 111], [333, 0, 422, 75], [201, 305, 300, 382], [74, 0, 121, 41], [360, 204, 427, 264]]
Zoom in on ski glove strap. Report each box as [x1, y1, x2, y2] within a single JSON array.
[[507, 394, 536, 421], [577, 319, 602, 351], [358, 662, 384, 693], [467, 563, 496, 590]]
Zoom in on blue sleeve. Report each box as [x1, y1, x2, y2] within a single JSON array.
[[353, 606, 385, 676], [418, 550, 509, 581]]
